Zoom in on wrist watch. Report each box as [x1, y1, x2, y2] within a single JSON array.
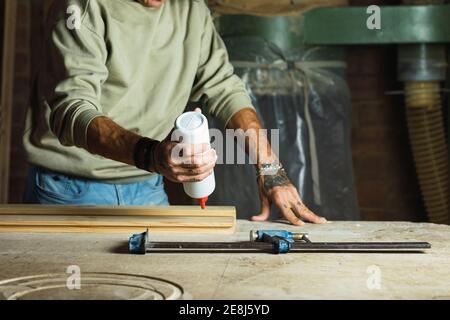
[[257, 163, 285, 176]]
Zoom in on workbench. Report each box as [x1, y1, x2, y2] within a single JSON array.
[[0, 220, 449, 300]]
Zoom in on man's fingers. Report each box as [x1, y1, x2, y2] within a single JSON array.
[[278, 204, 305, 226], [170, 147, 217, 167], [180, 143, 210, 157], [166, 145, 216, 182], [174, 161, 216, 177], [292, 199, 327, 224], [176, 170, 213, 183], [251, 194, 271, 222], [180, 149, 217, 168], [271, 191, 305, 225]]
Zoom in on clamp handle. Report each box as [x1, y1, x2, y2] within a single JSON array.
[[260, 234, 293, 254], [128, 229, 149, 255]]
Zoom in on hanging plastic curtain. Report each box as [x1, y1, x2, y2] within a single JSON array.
[[207, 32, 360, 221]]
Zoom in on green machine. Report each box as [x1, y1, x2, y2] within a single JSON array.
[[212, 4, 450, 223], [303, 4, 450, 224]]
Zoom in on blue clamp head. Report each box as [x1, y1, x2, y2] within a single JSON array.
[[265, 235, 293, 254], [128, 229, 149, 255]]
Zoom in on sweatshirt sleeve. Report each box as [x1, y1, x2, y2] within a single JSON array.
[[190, 3, 254, 127], [41, 7, 108, 149]]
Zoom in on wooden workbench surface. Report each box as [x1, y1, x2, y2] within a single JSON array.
[[0, 220, 449, 300]]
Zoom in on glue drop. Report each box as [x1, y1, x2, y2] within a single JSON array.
[[175, 112, 216, 209]]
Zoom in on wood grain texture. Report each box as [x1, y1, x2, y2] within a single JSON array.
[[0, 205, 235, 217], [0, 205, 236, 234], [0, 226, 235, 234]]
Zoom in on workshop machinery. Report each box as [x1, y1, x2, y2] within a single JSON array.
[[303, 3, 450, 224], [212, 3, 450, 224]]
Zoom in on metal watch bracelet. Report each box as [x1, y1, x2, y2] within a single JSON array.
[[256, 163, 285, 177]]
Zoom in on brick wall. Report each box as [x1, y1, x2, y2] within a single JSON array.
[[8, 0, 33, 203], [348, 0, 426, 221], [347, 46, 426, 221]]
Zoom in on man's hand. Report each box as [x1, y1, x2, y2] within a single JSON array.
[[86, 112, 217, 184], [151, 108, 217, 183], [227, 108, 327, 226], [152, 137, 217, 183], [252, 169, 327, 226]]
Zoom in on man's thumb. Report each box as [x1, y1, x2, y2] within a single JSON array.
[[251, 197, 270, 222]]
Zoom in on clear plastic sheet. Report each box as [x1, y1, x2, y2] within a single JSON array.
[[207, 37, 360, 221]]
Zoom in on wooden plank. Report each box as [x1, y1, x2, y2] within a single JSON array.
[[0, 205, 236, 217], [0, 205, 236, 234], [0, 0, 17, 203], [0, 225, 235, 234], [0, 215, 234, 227]]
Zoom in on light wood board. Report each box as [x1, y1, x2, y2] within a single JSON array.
[[0, 205, 236, 234]]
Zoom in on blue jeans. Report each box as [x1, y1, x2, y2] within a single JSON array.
[[23, 166, 169, 206]]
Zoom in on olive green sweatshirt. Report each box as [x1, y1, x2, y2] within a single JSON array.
[[23, 0, 252, 182]]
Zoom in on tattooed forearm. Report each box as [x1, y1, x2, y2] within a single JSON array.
[[261, 169, 291, 194]]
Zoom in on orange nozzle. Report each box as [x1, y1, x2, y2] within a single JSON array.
[[197, 197, 208, 209]]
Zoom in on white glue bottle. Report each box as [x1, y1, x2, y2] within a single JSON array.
[[175, 111, 215, 209]]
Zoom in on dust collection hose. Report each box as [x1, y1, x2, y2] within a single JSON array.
[[404, 82, 449, 224], [400, 0, 450, 226]]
